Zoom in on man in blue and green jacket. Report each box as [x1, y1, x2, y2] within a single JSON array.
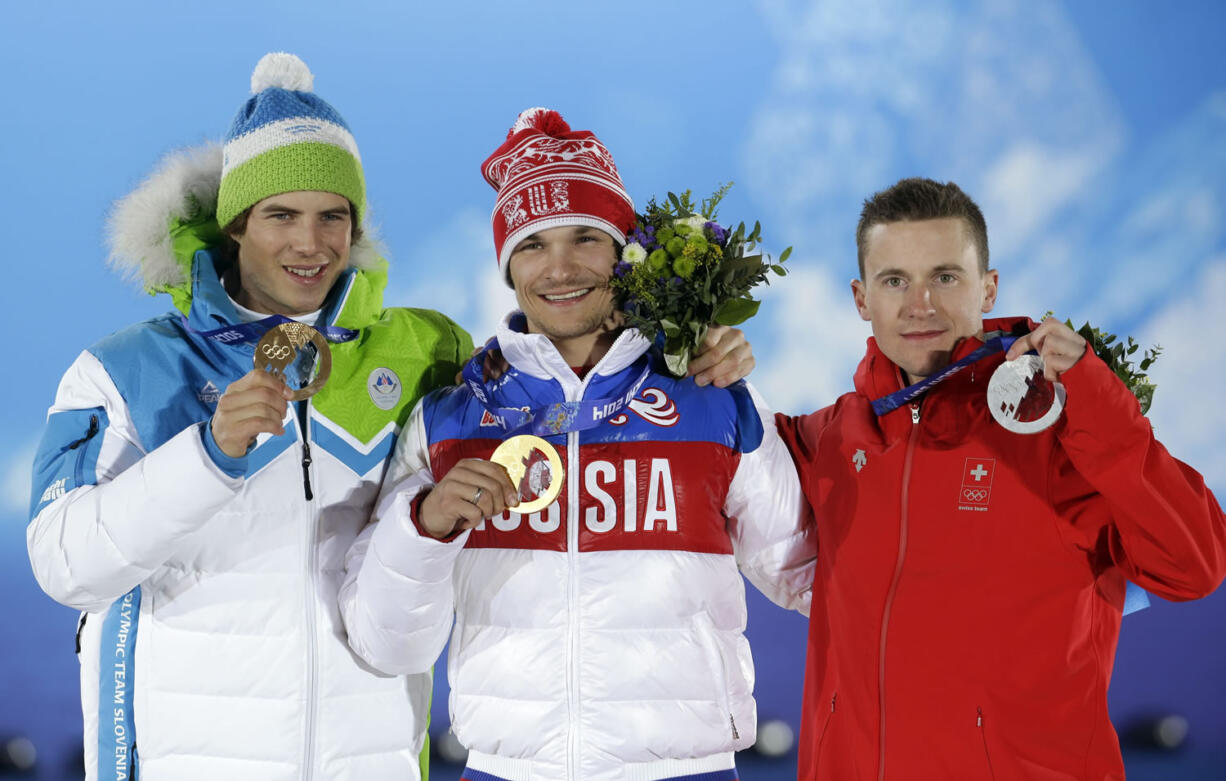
[[26, 53, 472, 780]]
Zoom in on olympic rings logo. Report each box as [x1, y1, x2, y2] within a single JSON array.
[[262, 343, 293, 361], [962, 488, 988, 502]]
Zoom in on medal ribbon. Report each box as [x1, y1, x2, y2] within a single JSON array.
[[870, 335, 1018, 416], [463, 338, 653, 437], [182, 314, 359, 346]]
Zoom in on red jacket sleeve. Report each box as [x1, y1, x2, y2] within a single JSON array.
[[1051, 351, 1226, 601]]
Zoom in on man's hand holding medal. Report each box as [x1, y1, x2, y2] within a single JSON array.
[[210, 321, 333, 458], [418, 436, 563, 540], [1004, 317, 1088, 381]]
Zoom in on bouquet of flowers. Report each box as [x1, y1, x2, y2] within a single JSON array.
[[610, 185, 790, 376]]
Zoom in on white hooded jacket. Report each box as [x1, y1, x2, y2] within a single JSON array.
[[340, 316, 816, 781]]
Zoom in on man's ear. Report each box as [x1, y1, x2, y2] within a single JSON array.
[[851, 278, 871, 322], [981, 268, 999, 314]]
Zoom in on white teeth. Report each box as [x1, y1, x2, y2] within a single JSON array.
[[287, 267, 323, 278], [544, 288, 591, 301]]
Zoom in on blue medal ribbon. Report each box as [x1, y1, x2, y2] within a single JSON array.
[[181, 314, 359, 346], [870, 334, 1017, 416], [462, 338, 653, 437]]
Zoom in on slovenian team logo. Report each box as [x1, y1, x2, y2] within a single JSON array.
[[367, 368, 402, 410]]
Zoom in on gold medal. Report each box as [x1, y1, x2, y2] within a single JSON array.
[[490, 434, 564, 515], [253, 322, 332, 401]]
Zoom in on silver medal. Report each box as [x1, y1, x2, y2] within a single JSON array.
[[987, 354, 1066, 434]]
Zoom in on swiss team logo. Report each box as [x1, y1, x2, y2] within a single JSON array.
[[958, 457, 996, 511], [367, 368, 402, 411]]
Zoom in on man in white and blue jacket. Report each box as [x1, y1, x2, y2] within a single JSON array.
[[340, 108, 816, 781], [26, 53, 475, 780]]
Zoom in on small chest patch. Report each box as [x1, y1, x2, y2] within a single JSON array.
[[367, 367, 402, 410], [957, 457, 996, 511]]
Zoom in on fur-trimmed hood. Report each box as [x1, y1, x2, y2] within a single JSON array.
[[106, 143, 383, 311]]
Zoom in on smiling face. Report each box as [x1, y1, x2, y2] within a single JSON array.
[[228, 190, 353, 316], [507, 225, 622, 366], [852, 217, 998, 384]]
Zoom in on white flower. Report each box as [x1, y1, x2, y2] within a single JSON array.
[[622, 242, 647, 264], [674, 215, 708, 237]]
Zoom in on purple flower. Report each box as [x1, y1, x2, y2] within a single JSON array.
[[614, 261, 632, 278], [671, 276, 683, 286], [705, 221, 727, 245]]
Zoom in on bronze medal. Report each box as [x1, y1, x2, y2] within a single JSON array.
[[490, 434, 564, 515], [253, 322, 332, 401]]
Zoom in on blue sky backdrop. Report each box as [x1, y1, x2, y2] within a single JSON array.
[[2, 1, 1224, 776]]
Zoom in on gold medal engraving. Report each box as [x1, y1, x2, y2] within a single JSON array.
[[490, 434, 564, 515], [253, 322, 332, 401]]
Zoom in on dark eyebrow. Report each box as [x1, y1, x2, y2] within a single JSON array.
[[874, 262, 967, 281], [257, 202, 302, 215], [873, 267, 909, 281]]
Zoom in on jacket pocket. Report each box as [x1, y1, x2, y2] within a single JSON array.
[[692, 612, 738, 741], [977, 706, 997, 781], [814, 691, 836, 771], [75, 613, 88, 655]]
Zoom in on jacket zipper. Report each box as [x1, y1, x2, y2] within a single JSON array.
[[69, 414, 101, 485], [878, 402, 921, 781], [566, 425, 581, 780], [298, 401, 320, 781], [566, 369, 593, 781], [298, 402, 314, 501], [977, 707, 996, 780]]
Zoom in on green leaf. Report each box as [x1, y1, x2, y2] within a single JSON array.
[[663, 348, 690, 378], [713, 297, 761, 326], [661, 318, 681, 338], [778, 246, 792, 264]]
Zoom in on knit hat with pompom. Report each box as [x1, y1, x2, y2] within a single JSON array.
[[481, 107, 634, 284], [216, 52, 364, 229]]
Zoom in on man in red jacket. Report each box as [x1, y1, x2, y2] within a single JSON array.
[[777, 177, 1226, 781]]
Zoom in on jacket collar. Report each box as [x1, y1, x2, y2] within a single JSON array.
[[497, 311, 652, 398]]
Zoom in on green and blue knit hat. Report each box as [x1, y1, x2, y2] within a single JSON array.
[[217, 52, 365, 229]]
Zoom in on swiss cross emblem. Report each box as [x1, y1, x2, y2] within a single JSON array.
[[958, 457, 996, 510]]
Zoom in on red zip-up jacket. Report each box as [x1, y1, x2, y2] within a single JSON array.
[[777, 316, 1226, 781]]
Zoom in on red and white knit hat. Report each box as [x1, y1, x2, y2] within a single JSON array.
[[482, 107, 636, 284]]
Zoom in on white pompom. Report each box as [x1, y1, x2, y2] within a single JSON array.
[[251, 52, 314, 94], [511, 107, 552, 134]]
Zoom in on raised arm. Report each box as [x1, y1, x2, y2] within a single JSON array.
[[1051, 345, 1226, 600]]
